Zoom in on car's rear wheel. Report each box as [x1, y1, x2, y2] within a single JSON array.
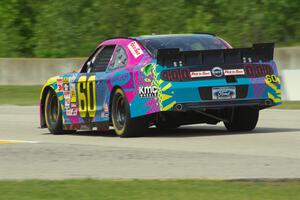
[[111, 88, 148, 137], [224, 107, 259, 132]]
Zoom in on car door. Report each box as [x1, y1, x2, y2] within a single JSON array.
[[75, 45, 116, 123]]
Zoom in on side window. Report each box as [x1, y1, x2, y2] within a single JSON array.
[[88, 45, 116, 73], [109, 46, 128, 70]]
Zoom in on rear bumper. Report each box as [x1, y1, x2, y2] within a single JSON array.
[[172, 98, 275, 111]]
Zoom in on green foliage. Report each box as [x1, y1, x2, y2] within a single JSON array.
[[0, 0, 299, 57], [0, 179, 300, 200], [0, 85, 41, 105]]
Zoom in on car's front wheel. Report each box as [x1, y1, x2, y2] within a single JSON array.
[[111, 88, 148, 137], [224, 107, 259, 132], [44, 89, 64, 134], [44, 89, 76, 134]]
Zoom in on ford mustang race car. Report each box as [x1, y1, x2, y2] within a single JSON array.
[[40, 34, 281, 137]]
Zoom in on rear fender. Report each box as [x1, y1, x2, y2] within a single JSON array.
[[128, 62, 177, 118]]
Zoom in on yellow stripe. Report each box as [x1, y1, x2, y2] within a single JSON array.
[[162, 101, 176, 111], [161, 94, 172, 102], [158, 79, 164, 85], [265, 80, 281, 94], [0, 140, 18, 144], [0, 140, 39, 144], [58, 95, 63, 101], [268, 93, 281, 103], [162, 83, 172, 92]]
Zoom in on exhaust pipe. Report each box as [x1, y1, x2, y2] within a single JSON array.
[[174, 104, 183, 111], [265, 99, 273, 106]]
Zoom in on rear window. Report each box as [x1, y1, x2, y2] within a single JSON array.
[[137, 35, 228, 57]]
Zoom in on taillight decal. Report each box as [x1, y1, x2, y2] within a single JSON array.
[[244, 64, 274, 77], [161, 69, 191, 81], [160, 64, 275, 81]]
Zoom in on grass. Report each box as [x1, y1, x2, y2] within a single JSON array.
[[0, 85, 41, 105], [0, 85, 300, 109], [0, 179, 299, 200], [276, 101, 300, 109]]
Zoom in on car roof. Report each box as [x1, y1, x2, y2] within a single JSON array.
[[99, 33, 217, 45], [131, 33, 216, 40]]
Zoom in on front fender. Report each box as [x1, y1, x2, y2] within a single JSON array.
[[39, 75, 73, 128], [39, 76, 58, 128]]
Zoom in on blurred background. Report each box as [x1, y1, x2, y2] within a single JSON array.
[[0, 0, 299, 102]]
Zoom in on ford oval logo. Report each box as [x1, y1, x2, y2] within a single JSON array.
[[212, 67, 223, 77], [214, 90, 234, 98]]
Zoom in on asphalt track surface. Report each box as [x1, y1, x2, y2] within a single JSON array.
[[0, 106, 300, 180]]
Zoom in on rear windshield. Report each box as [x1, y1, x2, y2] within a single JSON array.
[[137, 35, 228, 57]]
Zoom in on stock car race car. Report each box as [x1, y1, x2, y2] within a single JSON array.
[[40, 34, 281, 137]]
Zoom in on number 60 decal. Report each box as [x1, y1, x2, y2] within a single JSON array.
[[265, 75, 280, 83], [77, 75, 97, 118]]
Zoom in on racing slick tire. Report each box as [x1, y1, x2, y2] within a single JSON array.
[[224, 107, 259, 132], [44, 89, 75, 135], [111, 88, 148, 137]]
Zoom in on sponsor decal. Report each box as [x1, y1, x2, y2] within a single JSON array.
[[70, 74, 76, 82], [58, 84, 63, 91], [65, 99, 70, 109], [66, 103, 78, 116], [70, 83, 76, 102], [64, 91, 71, 109], [212, 67, 223, 77], [128, 41, 143, 58], [103, 103, 109, 113], [63, 77, 69, 83], [224, 69, 245, 76], [57, 78, 63, 91], [139, 85, 158, 98], [63, 83, 70, 91], [190, 71, 212, 78], [100, 104, 109, 118], [63, 91, 70, 97]]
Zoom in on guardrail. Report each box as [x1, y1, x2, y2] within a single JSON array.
[[281, 70, 300, 101], [0, 58, 84, 85]]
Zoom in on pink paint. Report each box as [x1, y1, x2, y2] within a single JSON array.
[[145, 99, 160, 114]]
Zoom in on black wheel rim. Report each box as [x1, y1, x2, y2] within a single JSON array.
[[49, 94, 59, 123], [114, 94, 127, 130]]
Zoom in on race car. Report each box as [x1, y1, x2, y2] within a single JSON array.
[[40, 34, 281, 137]]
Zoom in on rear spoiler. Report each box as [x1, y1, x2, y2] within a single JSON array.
[[156, 43, 274, 67]]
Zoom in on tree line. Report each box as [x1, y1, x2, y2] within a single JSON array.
[[0, 0, 299, 57]]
